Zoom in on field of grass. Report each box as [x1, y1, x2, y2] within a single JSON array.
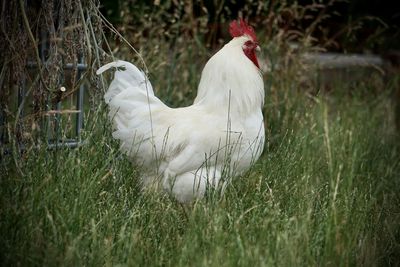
[[1, 34, 400, 266]]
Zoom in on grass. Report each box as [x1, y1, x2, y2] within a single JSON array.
[[1, 40, 400, 266]]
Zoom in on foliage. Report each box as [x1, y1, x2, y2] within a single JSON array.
[[1, 0, 400, 266], [104, 0, 396, 52]]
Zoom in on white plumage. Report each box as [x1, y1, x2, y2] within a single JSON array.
[[97, 23, 265, 203]]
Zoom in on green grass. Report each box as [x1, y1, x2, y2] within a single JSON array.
[[1, 83, 399, 266]]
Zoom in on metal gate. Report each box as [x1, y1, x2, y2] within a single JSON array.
[[0, 1, 91, 153]]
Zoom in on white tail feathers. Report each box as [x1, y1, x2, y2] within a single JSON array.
[[97, 60, 168, 164], [97, 60, 154, 103]]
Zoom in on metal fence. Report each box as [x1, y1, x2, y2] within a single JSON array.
[[1, 30, 87, 152]]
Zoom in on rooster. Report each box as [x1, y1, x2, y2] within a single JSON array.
[[97, 19, 265, 203]]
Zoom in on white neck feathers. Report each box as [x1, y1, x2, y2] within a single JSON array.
[[194, 37, 264, 115]]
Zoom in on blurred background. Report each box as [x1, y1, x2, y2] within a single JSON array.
[[101, 0, 400, 53]]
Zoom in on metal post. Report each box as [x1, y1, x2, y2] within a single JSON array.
[[76, 55, 85, 138]]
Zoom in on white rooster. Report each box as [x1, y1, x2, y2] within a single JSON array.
[[97, 19, 265, 203]]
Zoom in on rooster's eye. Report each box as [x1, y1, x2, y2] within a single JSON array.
[[243, 41, 251, 49], [242, 40, 260, 68], [243, 40, 258, 50]]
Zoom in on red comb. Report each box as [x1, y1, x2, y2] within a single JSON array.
[[229, 18, 257, 42]]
